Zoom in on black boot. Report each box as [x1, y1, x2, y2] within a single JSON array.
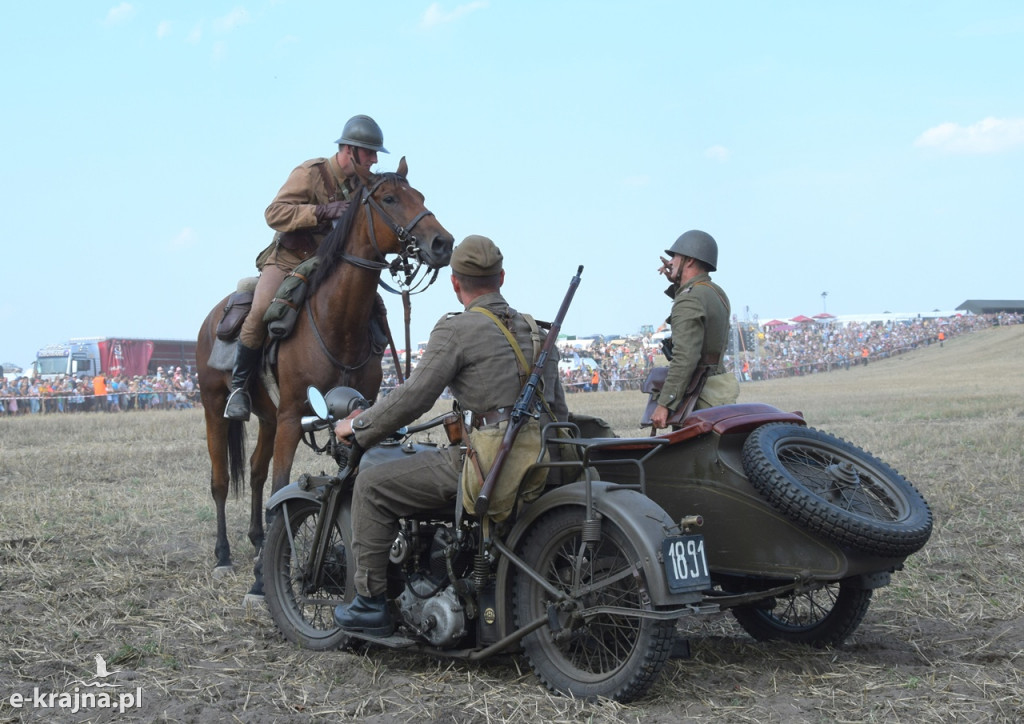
[[334, 594, 394, 637], [223, 342, 261, 421]]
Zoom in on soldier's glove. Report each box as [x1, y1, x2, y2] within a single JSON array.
[[314, 200, 349, 222]]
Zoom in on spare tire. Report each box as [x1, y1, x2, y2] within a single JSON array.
[[741, 424, 932, 558]]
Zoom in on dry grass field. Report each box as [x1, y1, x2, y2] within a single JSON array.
[[1, 323, 1022, 722]]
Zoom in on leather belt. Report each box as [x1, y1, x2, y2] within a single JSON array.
[[473, 407, 513, 428]]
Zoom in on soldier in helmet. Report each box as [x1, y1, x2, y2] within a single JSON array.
[[225, 115, 389, 420], [650, 230, 739, 428]]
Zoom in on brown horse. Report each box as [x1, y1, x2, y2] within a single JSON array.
[[196, 158, 453, 596]]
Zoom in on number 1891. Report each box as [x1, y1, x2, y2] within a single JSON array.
[[667, 537, 707, 581]]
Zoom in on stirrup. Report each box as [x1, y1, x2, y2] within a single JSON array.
[[223, 388, 251, 421]]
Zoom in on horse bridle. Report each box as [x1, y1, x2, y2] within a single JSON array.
[[314, 172, 442, 381], [339, 173, 440, 293]]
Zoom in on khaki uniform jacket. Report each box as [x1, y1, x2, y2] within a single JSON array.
[[352, 292, 568, 449], [655, 272, 733, 411], [263, 155, 356, 254]]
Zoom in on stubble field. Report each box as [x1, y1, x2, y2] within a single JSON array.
[[1, 324, 1022, 722]]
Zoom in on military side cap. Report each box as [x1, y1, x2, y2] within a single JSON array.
[[451, 235, 503, 276]]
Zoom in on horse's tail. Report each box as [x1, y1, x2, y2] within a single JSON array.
[[227, 419, 247, 498]]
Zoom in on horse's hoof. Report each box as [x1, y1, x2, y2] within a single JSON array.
[[212, 565, 235, 579]]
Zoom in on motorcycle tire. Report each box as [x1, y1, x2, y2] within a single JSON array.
[[741, 423, 933, 558], [513, 507, 676, 703], [730, 579, 872, 647], [263, 498, 353, 650]]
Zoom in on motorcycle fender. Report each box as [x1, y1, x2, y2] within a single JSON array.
[[265, 481, 321, 512], [495, 481, 700, 634]]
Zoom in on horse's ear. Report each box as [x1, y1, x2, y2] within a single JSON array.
[[397, 156, 408, 178]]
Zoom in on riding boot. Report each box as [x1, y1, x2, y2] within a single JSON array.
[[223, 342, 261, 421], [334, 594, 394, 637]]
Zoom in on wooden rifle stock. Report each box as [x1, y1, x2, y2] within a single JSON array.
[[474, 265, 583, 520]]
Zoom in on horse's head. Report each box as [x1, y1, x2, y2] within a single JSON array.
[[352, 157, 454, 271]]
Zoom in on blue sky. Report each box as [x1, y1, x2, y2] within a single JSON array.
[[2, 1, 1022, 369]]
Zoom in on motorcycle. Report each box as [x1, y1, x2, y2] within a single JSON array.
[[262, 385, 932, 702], [263, 386, 715, 703]]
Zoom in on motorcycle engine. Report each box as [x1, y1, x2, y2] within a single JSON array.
[[391, 523, 469, 648], [396, 579, 466, 647]]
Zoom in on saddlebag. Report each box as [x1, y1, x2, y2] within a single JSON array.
[[265, 256, 320, 340], [215, 281, 257, 341]]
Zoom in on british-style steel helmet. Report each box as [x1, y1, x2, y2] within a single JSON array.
[[665, 229, 718, 271], [334, 115, 388, 153]]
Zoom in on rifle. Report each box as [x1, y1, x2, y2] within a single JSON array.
[[474, 265, 584, 520]]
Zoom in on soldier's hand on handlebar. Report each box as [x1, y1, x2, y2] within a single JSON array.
[[333, 409, 363, 444]]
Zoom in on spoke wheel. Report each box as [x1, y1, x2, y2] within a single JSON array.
[[263, 499, 352, 650], [742, 424, 932, 557], [731, 580, 872, 647], [513, 508, 675, 702]]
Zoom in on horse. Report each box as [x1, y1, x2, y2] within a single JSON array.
[[196, 157, 453, 598]]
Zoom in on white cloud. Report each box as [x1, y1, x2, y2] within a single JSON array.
[[704, 145, 730, 162], [914, 117, 1024, 154], [420, 1, 488, 30], [105, 2, 134, 25], [186, 22, 203, 45], [170, 228, 197, 250], [156, 20, 172, 39], [214, 7, 251, 33]]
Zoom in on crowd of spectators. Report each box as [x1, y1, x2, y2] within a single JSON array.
[[1, 367, 199, 415], [4, 313, 1019, 415], [559, 342, 659, 393], [746, 312, 1022, 380]]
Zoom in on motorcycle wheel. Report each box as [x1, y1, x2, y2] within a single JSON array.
[[513, 507, 676, 703], [263, 498, 352, 650], [730, 580, 872, 647], [742, 423, 933, 558]]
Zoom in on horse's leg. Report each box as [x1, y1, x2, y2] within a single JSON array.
[[246, 415, 276, 598], [204, 405, 235, 574]]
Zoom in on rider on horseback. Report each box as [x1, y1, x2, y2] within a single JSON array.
[[224, 115, 388, 421]]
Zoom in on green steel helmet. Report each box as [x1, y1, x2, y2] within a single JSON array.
[[665, 229, 718, 272], [334, 114, 388, 153]]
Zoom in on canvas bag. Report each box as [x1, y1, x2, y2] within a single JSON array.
[[459, 308, 548, 522], [264, 256, 320, 339]]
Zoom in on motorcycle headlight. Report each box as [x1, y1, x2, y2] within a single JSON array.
[[324, 386, 370, 418]]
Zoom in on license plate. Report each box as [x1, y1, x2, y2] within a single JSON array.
[[662, 535, 710, 594]]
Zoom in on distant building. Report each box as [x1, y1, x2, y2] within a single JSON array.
[[956, 300, 1024, 315]]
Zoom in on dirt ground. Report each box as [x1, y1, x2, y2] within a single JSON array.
[[1, 324, 1022, 722]]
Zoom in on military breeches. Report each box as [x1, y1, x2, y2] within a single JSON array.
[[351, 445, 462, 597], [238, 245, 305, 348]]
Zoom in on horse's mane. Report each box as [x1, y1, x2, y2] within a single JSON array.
[[309, 183, 363, 293], [309, 171, 405, 294]]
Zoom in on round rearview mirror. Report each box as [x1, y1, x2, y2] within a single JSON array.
[[307, 386, 329, 419]]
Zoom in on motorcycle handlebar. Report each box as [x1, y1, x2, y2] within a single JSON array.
[[301, 415, 332, 433]]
